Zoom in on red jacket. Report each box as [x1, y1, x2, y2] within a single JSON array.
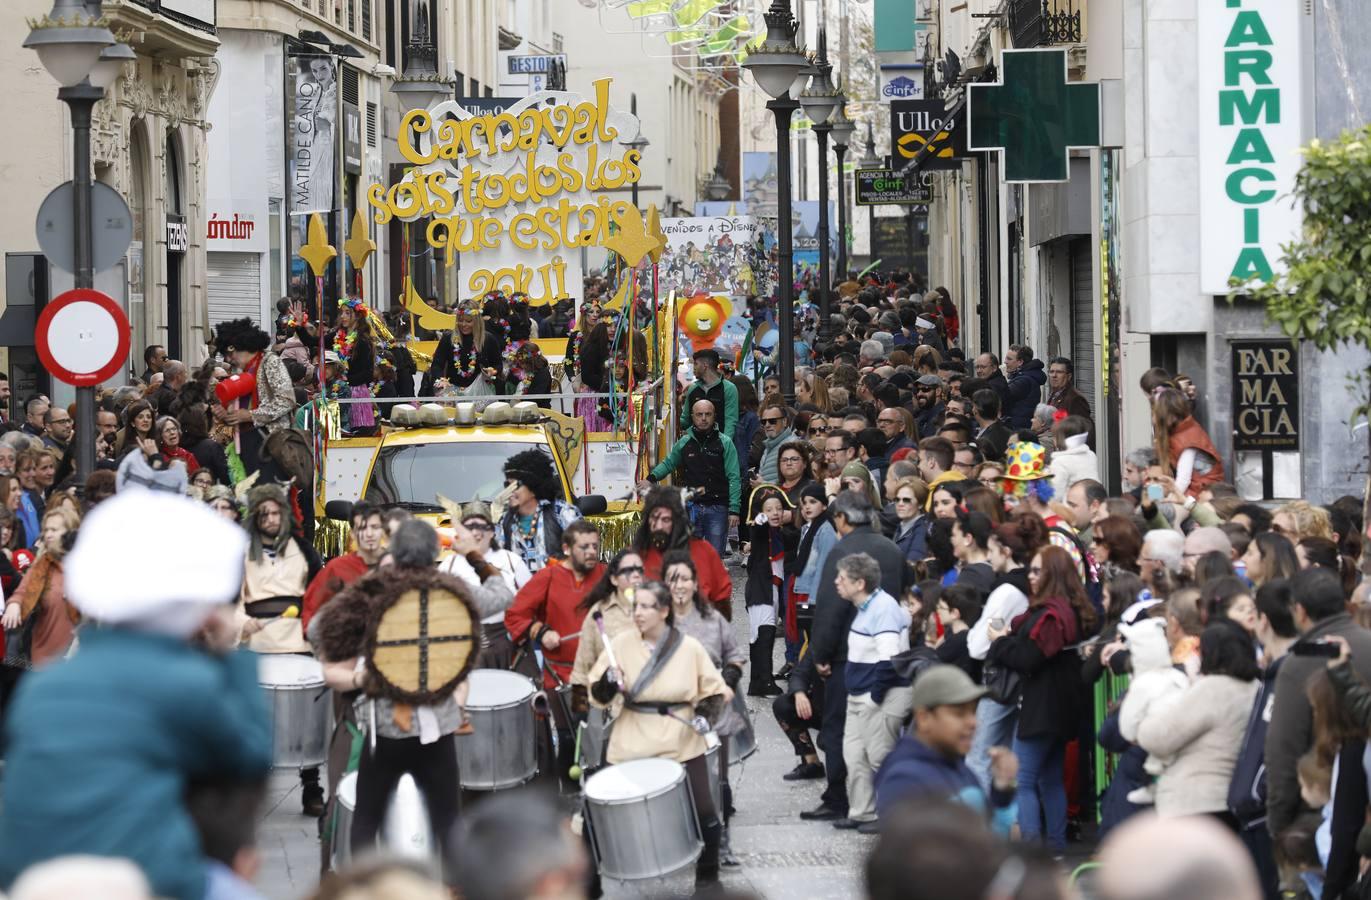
[[301, 553, 372, 631], [505, 561, 606, 689], [641, 538, 732, 612]]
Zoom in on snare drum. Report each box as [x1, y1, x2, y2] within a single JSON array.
[[455, 670, 538, 790], [332, 772, 436, 870], [257, 654, 331, 769], [583, 758, 703, 881]]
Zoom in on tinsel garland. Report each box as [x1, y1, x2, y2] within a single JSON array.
[[586, 508, 643, 558]]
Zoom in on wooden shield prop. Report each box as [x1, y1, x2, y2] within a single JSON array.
[[364, 569, 478, 705]]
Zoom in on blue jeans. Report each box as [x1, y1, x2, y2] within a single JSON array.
[[967, 697, 1018, 795], [1013, 733, 1067, 853], [689, 502, 730, 560]]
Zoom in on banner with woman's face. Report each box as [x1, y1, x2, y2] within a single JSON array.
[[289, 54, 338, 215]]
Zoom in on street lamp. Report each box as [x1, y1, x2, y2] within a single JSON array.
[[829, 91, 855, 292], [703, 156, 732, 202], [623, 93, 650, 209], [25, 0, 115, 483], [742, 0, 807, 400], [858, 123, 882, 279], [798, 28, 840, 350], [390, 0, 453, 112]]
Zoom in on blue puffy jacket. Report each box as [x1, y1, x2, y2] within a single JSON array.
[[0, 629, 273, 900], [875, 734, 1016, 833]]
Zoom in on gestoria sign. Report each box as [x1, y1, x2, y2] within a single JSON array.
[[1197, 0, 1306, 295]]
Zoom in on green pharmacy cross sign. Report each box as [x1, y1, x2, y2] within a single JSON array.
[[967, 49, 1100, 183]]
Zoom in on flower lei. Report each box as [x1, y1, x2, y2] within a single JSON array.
[[482, 290, 511, 335], [507, 340, 535, 393], [284, 311, 309, 329], [332, 328, 357, 362]]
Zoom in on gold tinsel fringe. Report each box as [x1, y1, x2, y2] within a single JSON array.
[[588, 509, 642, 557]]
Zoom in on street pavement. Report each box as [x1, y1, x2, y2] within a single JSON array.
[[254, 563, 874, 899]]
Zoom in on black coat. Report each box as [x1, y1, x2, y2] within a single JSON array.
[[187, 436, 231, 486], [1005, 361, 1047, 429], [985, 602, 1088, 741], [985, 370, 1012, 409], [421, 332, 504, 394], [976, 420, 1014, 463], [745, 522, 798, 609], [810, 526, 909, 666]]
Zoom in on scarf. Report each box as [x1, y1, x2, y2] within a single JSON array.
[[759, 427, 795, 483]]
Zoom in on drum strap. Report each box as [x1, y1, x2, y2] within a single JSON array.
[[624, 626, 684, 704], [246, 596, 303, 618]]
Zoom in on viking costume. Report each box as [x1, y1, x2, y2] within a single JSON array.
[[238, 482, 324, 813], [315, 565, 478, 867]]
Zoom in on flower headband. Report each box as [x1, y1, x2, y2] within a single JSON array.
[[341, 296, 369, 316]]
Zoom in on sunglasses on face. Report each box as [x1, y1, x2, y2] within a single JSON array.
[[809, 426, 829, 435], [462, 521, 493, 533], [761, 416, 784, 425]]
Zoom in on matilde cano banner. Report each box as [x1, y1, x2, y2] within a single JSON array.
[[366, 79, 643, 305]]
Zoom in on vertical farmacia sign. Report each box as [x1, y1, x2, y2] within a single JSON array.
[[1197, 0, 1305, 294]]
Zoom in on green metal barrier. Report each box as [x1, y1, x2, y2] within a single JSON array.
[[1092, 671, 1131, 820]]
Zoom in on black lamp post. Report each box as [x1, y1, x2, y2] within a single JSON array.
[[799, 29, 839, 353], [858, 123, 882, 275], [25, 0, 118, 482], [829, 97, 856, 288], [742, 0, 808, 399]]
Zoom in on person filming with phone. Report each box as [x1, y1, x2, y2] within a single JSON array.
[[1265, 568, 1371, 838]]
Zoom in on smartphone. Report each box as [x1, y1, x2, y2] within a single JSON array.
[[1146, 483, 1164, 502], [1292, 641, 1341, 658]]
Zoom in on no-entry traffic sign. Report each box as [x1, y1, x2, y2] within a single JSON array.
[[36, 289, 131, 387]]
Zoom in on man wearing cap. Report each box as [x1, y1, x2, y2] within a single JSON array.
[[911, 374, 945, 438], [873, 664, 1018, 831], [832, 553, 912, 833], [680, 348, 739, 442], [0, 491, 273, 900]]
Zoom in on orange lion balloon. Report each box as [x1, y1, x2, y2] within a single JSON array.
[[677, 292, 733, 354]]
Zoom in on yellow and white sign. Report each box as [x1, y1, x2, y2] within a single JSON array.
[[367, 78, 644, 305]]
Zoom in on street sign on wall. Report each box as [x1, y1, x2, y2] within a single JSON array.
[[855, 170, 931, 206], [1232, 341, 1299, 451], [891, 99, 965, 170], [1197, 0, 1304, 293]]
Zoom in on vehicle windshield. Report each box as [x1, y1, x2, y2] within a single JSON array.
[[364, 441, 564, 507]]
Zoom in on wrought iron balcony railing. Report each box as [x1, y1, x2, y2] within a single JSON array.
[[1010, 0, 1082, 48]]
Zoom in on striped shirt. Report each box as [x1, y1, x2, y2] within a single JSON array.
[[845, 588, 911, 702]]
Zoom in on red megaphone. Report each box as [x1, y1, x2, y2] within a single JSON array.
[[215, 372, 257, 407]]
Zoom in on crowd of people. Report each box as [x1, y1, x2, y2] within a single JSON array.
[[0, 270, 1361, 900]]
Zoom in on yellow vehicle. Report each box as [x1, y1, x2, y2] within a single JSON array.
[[318, 402, 645, 556]]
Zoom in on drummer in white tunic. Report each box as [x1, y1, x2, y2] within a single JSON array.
[[588, 581, 730, 888], [661, 550, 748, 867]]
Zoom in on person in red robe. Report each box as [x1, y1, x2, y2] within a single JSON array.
[[301, 503, 386, 631], [632, 487, 733, 620]]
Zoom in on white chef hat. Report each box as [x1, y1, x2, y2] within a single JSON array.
[[66, 490, 248, 637], [915, 316, 935, 330]]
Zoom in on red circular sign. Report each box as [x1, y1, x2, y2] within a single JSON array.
[[35, 289, 131, 387]]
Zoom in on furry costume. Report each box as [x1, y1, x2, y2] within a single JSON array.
[[314, 566, 478, 706], [243, 483, 292, 562]]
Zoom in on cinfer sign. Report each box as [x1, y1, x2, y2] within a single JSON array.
[[1197, 0, 1306, 294]]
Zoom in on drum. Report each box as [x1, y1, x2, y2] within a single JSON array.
[[703, 734, 722, 815], [455, 670, 538, 790], [332, 773, 436, 870], [583, 758, 702, 881], [727, 692, 758, 763], [258, 654, 331, 769]]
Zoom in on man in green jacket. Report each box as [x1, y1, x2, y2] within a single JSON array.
[[642, 398, 740, 558], [681, 348, 739, 442]]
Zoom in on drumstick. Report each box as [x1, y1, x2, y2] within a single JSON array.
[[591, 612, 623, 689]]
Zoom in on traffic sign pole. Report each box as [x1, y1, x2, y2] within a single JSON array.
[[59, 80, 104, 484]]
